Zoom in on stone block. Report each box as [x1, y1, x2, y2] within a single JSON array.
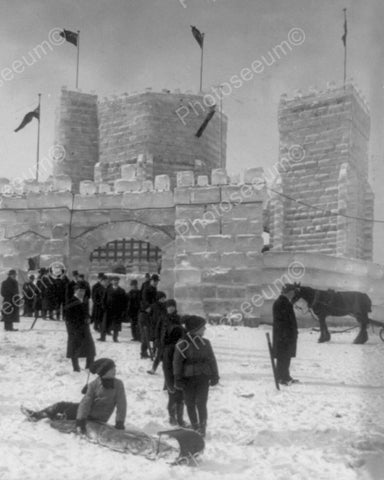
[[52, 174, 72, 192], [177, 301, 205, 317], [0, 197, 28, 208], [24, 180, 41, 193], [174, 283, 202, 300], [114, 179, 142, 193], [176, 205, 205, 222], [211, 168, 228, 185], [141, 180, 154, 192], [98, 183, 111, 194], [175, 235, 207, 253], [207, 235, 235, 251], [175, 266, 202, 284], [216, 286, 246, 298], [197, 175, 209, 187], [0, 240, 16, 255], [97, 194, 124, 209], [40, 254, 66, 268], [42, 239, 66, 254], [189, 251, 220, 268], [121, 164, 137, 181], [235, 234, 262, 251], [220, 252, 246, 267], [27, 192, 73, 209], [73, 195, 101, 209], [154, 175, 171, 192], [190, 187, 221, 204], [221, 184, 264, 204], [79, 180, 97, 195], [176, 171, 195, 187], [222, 219, 252, 235], [174, 188, 191, 204], [243, 167, 264, 184]]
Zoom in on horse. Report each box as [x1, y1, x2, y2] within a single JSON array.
[[286, 283, 372, 344]]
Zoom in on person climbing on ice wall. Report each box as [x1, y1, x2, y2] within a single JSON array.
[[173, 315, 219, 437], [21, 358, 127, 433]]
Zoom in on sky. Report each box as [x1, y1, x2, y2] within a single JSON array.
[[1, 0, 384, 261]]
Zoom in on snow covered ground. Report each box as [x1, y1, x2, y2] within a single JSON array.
[[1, 318, 384, 480]]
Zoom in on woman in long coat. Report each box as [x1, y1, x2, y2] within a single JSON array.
[[272, 285, 299, 385], [1, 269, 20, 331], [65, 281, 96, 372]]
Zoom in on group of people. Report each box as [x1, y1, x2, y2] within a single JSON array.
[[3, 266, 299, 441]]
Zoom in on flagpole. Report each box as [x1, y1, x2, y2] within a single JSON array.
[[343, 8, 347, 88], [76, 30, 80, 89], [36, 93, 41, 182], [200, 34, 204, 92], [219, 85, 223, 169]]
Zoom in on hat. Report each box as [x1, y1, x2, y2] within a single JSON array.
[[130, 279, 138, 286], [90, 358, 116, 377], [151, 274, 160, 282], [168, 325, 184, 344], [72, 270, 79, 276], [74, 280, 87, 291], [29, 274, 35, 280], [97, 272, 105, 280], [183, 315, 206, 333], [39, 267, 47, 275], [111, 275, 120, 281], [8, 269, 17, 276], [165, 299, 177, 309], [156, 291, 166, 301], [281, 283, 297, 294]]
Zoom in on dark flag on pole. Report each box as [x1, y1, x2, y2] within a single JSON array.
[[341, 9, 347, 47], [191, 25, 204, 49], [60, 29, 78, 46], [195, 106, 216, 138], [14, 106, 40, 132]]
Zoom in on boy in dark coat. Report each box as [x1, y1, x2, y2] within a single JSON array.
[[21, 358, 127, 433], [138, 274, 159, 358], [1, 269, 20, 331], [147, 298, 180, 375], [91, 273, 108, 332], [173, 315, 219, 437], [99, 276, 126, 343], [65, 281, 96, 372], [22, 274, 37, 317], [272, 285, 299, 386], [162, 322, 186, 426], [126, 279, 141, 341]]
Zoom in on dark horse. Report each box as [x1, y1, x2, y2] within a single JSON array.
[[287, 283, 372, 344]]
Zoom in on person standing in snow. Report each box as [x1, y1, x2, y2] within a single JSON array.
[[173, 315, 219, 437], [99, 276, 126, 343], [21, 358, 127, 433], [272, 285, 299, 386], [1, 269, 20, 331], [138, 274, 159, 358], [22, 274, 37, 317], [65, 281, 96, 372], [147, 298, 180, 375], [126, 279, 141, 341], [91, 273, 108, 333]]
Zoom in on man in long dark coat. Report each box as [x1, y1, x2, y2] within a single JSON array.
[[99, 276, 126, 343], [1, 269, 20, 331], [126, 279, 141, 341], [91, 273, 108, 332], [66, 270, 80, 303], [22, 274, 37, 317], [42, 270, 56, 320], [138, 274, 159, 358], [64, 281, 96, 372], [272, 285, 299, 385]]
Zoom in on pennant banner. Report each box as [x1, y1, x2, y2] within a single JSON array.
[[195, 106, 216, 138], [191, 25, 204, 49], [14, 106, 40, 133], [60, 29, 78, 46]]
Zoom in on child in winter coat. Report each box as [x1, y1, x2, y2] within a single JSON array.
[[162, 320, 187, 426], [21, 358, 127, 432], [173, 315, 219, 437], [147, 298, 181, 375]]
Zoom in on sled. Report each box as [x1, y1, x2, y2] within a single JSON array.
[[49, 419, 204, 464]]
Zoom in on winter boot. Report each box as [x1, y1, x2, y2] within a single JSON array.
[[169, 415, 178, 426], [113, 331, 119, 343], [197, 421, 206, 438], [176, 404, 187, 427]]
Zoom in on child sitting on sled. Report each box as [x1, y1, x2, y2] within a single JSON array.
[[21, 358, 127, 433]]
